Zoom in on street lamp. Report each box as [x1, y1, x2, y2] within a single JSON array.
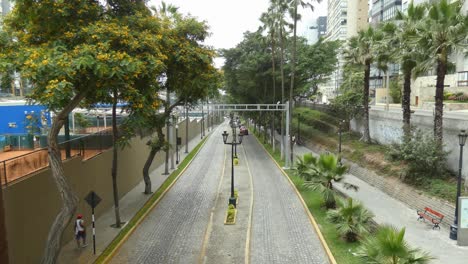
[[222, 130, 243, 207], [230, 118, 239, 158], [176, 124, 180, 164], [338, 120, 345, 165], [450, 130, 468, 240], [297, 113, 301, 145]]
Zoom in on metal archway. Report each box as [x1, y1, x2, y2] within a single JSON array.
[[211, 103, 292, 168]]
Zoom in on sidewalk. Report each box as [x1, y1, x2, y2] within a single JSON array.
[[293, 143, 468, 264], [58, 129, 208, 264]]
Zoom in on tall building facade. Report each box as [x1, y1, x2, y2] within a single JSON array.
[[369, 0, 402, 101], [0, 0, 10, 16], [317, 16, 327, 39], [318, 0, 368, 102], [371, 0, 402, 25]]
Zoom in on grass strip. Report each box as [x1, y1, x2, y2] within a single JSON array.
[[95, 136, 209, 263], [252, 130, 362, 264]]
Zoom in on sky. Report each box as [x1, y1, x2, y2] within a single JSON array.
[[148, 0, 328, 67]]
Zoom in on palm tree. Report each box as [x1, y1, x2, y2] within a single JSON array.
[[415, 0, 468, 144], [259, 8, 278, 150], [270, 0, 291, 160], [356, 225, 433, 264], [300, 153, 356, 209], [326, 198, 374, 242], [343, 27, 383, 143], [391, 2, 427, 140], [294, 152, 315, 180], [288, 0, 316, 164]]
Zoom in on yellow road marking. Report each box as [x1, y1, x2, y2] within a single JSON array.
[[197, 135, 227, 264]]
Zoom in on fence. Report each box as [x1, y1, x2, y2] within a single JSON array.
[[0, 129, 113, 186]]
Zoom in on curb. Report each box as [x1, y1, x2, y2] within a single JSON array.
[[242, 144, 254, 264], [98, 135, 210, 263], [253, 135, 338, 264]]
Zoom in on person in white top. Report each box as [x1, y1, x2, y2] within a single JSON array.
[[74, 214, 87, 248]]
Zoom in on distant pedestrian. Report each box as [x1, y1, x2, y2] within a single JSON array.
[[75, 214, 87, 248]]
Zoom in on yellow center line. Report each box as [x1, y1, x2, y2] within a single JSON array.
[[197, 127, 227, 264]]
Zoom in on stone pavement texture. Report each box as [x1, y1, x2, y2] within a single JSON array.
[[201, 124, 253, 264], [58, 126, 207, 264], [245, 136, 329, 264], [294, 143, 468, 264], [110, 124, 225, 263]]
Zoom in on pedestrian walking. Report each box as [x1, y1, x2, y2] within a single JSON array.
[[74, 214, 88, 248]]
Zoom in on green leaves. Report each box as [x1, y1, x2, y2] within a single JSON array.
[[326, 198, 374, 242], [356, 225, 433, 264]]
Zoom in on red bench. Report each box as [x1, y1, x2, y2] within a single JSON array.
[[417, 207, 444, 230]]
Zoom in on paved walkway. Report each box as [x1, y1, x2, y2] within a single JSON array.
[[58, 125, 208, 264], [294, 143, 468, 264], [244, 136, 329, 264]]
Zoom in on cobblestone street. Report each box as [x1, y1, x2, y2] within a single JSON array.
[[110, 124, 330, 264], [110, 125, 225, 264]]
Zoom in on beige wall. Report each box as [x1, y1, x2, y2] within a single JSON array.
[[2, 116, 217, 263]]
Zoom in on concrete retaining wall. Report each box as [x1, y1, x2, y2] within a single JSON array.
[[351, 109, 468, 180], [2, 116, 215, 263]]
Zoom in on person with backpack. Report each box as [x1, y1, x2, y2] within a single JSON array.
[[74, 214, 87, 248]]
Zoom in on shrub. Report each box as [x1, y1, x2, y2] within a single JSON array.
[[389, 79, 402, 104], [443, 91, 453, 100], [226, 204, 236, 223], [388, 129, 449, 182], [356, 225, 433, 264], [326, 198, 374, 242]]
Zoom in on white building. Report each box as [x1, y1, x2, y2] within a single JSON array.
[[318, 0, 368, 102]]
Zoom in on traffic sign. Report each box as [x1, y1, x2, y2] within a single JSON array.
[[84, 191, 102, 209]]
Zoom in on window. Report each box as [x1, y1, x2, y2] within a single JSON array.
[[458, 71, 468, 87]]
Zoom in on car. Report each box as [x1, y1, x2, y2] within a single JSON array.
[[240, 125, 248, 135]]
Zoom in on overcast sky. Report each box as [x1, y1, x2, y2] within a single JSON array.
[[148, 0, 327, 67]]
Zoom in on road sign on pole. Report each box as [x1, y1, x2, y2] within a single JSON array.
[[84, 191, 101, 255]]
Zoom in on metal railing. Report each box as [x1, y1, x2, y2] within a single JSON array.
[[0, 128, 114, 186]]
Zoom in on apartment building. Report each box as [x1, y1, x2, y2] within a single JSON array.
[[317, 16, 327, 39], [318, 0, 368, 102]]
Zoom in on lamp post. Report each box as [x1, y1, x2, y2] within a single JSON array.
[[338, 120, 345, 165], [231, 118, 239, 158], [222, 130, 243, 207], [450, 130, 468, 240], [297, 113, 301, 145], [176, 124, 180, 164]]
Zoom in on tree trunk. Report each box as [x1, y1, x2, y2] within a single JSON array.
[[164, 119, 170, 174], [362, 61, 371, 143], [0, 183, 9, 264], [434, 57, 446, 145], [111, 90, 122, 228], [41, 92, 86, 263], [279, 26, 285, 160], [142, 126, 166, 194], [271, 31, 276, 151], [185, 103, 189, 154], [402, 70, 412, 141], [142, 145, 157, 194], [290, 1, 298, 164]]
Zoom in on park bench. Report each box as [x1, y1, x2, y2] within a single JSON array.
[[417, 207, 444, 230]]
